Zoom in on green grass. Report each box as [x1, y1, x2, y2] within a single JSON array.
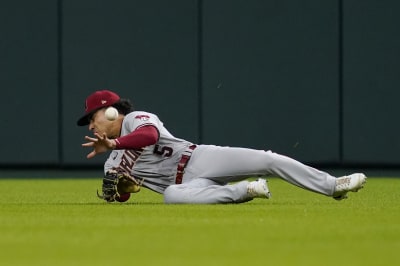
[[0, 177, 399, 266]]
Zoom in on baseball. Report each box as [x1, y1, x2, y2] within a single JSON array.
[[105, 107, 118, 121]]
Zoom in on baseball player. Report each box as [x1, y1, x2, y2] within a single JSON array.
[[77, 90, 367, 204]]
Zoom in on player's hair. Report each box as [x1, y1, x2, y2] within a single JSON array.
[[112, 98, 134, 115]]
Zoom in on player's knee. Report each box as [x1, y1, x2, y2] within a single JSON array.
[[163, 185, 181, 204], [263, 150, 279, 168]]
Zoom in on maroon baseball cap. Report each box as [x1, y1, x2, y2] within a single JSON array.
[[77, 90, 120, 126]]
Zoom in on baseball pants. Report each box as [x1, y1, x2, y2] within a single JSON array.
[[163, 145, 337, 204]]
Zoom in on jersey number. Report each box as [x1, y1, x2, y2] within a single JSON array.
[[153, 145, 173, 157]]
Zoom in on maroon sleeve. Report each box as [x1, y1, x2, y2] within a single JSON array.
[[114, 125, 159, 149]]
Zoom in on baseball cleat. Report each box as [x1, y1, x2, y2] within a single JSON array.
[[247, 178, 271, 199], [333, 173, 367, 200]]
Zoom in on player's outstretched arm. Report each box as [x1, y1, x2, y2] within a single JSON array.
[[82, 125, 159, 159]]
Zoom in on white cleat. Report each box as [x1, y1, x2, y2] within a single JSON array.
[[333, 173, 367, 200], [247, 178, 271, 199]]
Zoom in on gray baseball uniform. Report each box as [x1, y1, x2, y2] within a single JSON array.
[[104, 111, 337, 204]]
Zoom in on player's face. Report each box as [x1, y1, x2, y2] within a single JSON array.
[[88, 108, 121, 138]]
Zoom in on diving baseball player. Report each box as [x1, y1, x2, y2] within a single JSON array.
[[78, 90, 367, 204]]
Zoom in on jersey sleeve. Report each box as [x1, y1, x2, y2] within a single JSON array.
[[121, 111, 162, 132], [115, 125, 159, 149]]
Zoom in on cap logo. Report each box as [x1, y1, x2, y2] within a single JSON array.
[[101, 100, 107, 104]]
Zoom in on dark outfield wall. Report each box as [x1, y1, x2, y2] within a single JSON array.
[[0, 0, 399, 167]]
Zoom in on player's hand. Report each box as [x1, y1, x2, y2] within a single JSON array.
[[82, 132, 116, 159]]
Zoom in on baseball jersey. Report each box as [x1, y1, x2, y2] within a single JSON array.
[[104, 111, 194, 193]]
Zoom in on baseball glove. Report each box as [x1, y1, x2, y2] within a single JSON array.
[[97, 169, 143, 202]]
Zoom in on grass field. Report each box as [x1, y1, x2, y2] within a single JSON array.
[[0, 177, 399, 266]]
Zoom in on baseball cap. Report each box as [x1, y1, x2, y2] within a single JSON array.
[[77, 90, 120, 126]]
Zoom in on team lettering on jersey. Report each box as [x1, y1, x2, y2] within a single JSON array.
[[119, 149, 142, 173]]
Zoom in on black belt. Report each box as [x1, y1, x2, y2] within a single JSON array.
[[175, 145, 197, 184]]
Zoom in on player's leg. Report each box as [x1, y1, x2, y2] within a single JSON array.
[[184, 145, 338, 196], [163, 178, 269, 204], [163, 178, 246, 204]]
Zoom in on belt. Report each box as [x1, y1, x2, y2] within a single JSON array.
[[175, 145, 197, 184]]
